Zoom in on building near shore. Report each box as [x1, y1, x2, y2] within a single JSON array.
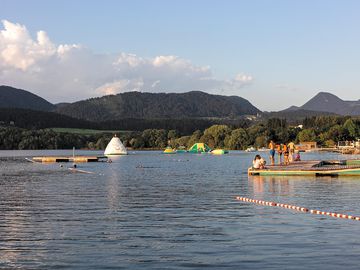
[[296, 141, 317, 152]]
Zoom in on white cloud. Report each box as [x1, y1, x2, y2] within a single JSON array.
[[0, 20, 253, 103], [0, 20, 56, 71], [96, 78, 144, 95], [235, 73, 253, 82]]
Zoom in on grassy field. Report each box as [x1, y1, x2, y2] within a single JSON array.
[[51, 128, 130, 135]]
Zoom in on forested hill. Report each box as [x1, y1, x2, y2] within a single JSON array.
[[0, 108, 97, 129], [0, 108, 251, 134], [55, 91, 261, 121], [0, 85, 55, 111]]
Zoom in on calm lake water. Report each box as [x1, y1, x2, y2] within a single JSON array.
[[1, 150, 360, 269]]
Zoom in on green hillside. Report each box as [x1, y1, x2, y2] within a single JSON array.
[[55, 91, 261, 121], [0, 85, 55, 111]]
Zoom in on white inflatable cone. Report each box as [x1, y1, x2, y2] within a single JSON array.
[[104, 135, 127, 155]]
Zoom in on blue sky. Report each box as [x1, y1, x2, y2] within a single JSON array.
[[1, 0, 359, 111]]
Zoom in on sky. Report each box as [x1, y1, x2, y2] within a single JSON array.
[[0, 0, 359, 111]]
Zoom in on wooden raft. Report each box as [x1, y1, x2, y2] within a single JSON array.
[[248, 160, 360, 176], [32, 156, 107, 163]]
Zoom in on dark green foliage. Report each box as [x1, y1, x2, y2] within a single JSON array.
[[202, 125, 231, 148], [1, 115, 359, 150], [296, 129, 317, 142], [303, 116, 348, 132], [0, 108, 97, 129], [0, 108, 250, 134], [264, 118, 289, 142], [0, 127, 115, 150], [224, 128, 249, 150], [262, 109, 336, 123]]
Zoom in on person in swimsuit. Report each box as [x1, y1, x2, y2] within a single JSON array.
[[269, 140, 276, 165], [287, 141, 296, 162], [283, 143, 289, 165], [277, 144, 283, 164], [253, 154, 266, 169]]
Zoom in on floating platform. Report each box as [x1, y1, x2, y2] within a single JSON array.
[[211, 149, 229, 155], [248, 160, 360, 176], [163, 147, 176, 154], [32, 156, 107, 163]]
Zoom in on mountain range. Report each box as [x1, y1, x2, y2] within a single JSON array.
[[0, 85, 359, 128], [54, 91, 261, 121], [283, 92, 360, 115]]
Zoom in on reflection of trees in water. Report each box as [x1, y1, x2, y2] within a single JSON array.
[[250, 176, 291, 196]]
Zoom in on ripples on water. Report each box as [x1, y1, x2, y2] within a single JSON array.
[[1, 150, 360, 269]]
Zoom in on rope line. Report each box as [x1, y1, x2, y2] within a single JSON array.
[[235, 196, 360, 221]]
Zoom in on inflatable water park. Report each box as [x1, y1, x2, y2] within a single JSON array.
[[163, 143, 229, 155], [104, 135, 127, 155]]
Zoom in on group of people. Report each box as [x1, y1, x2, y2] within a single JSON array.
[[268, 140, 300, 165], [252, 140, 301, 169]]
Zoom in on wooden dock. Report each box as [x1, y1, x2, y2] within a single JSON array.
[[32, 156, 107, 163], [248, 160, 360, 176]]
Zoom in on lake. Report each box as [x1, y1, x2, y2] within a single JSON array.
[[1, 150, 360, 269]]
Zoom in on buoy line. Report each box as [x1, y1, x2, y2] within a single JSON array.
[[235, 196, 360, 221]]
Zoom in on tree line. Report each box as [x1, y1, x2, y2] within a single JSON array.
[[0, 108, 251, 134], [0, 115, 359, 150]]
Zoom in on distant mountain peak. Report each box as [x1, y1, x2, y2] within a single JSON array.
[[282, 105, 300, 112], [301, 91, 359, 115], [313, 91, 342, 100], [282, 91, 342, 112]]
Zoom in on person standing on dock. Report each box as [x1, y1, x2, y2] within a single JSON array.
[[283, 143, 289, 165], [277, 144, 283, 164], [269, 140, 276, 165], [287, 141, 296, 162]]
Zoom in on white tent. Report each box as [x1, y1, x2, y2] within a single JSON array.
[[104, 135, 127, 155]]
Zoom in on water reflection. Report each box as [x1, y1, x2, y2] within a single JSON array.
[[106, 167, 121, 211], [1, 151, 360, 269], [104, 155, 129, 211], [249, 175, 292, 196], [0, 168, 46, 267]]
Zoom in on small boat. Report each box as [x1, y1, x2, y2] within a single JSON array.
[[211, 149, 229, 155], [245, 146, 256, 152], [163, 147, 176, 154], [248, 160, 360, 176]]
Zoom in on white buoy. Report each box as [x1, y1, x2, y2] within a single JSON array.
[[104, 135, 128, 155]]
